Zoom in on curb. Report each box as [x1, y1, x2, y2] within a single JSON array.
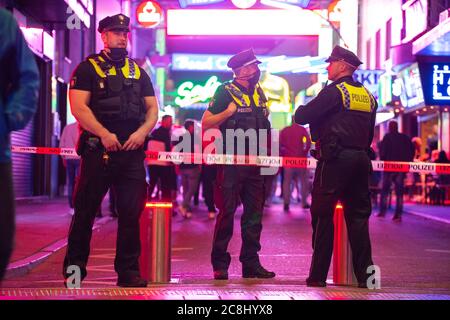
[[4, 216, 114, 279]]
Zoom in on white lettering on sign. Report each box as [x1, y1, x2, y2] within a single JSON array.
[[136, 1, 163, 28], [353, 70, 385, 96], [432, 65, 450, 101], [174, 76, 222, 107]]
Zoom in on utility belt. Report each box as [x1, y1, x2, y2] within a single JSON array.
[[76, 131, 104, 156], [311, 140, 368, 161], [223, 109, 271, 132]]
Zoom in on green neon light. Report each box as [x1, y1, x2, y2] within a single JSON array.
[[156, 28, 166, 55], [175, 76, 222, 107], [156, 68, 165, 105]]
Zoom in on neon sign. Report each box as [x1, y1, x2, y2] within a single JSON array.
[[172, 53, 327, 74], [231, 0, 257, 9], [396, 63, 424, 108], [261, 0, 311, 9], [353, 70, 385, 97], [172, 54, 230, 72], [179, 0, 224, 7], [419, 62, 450, 105], [175, 76, 222, 107], [136, 1, 163, 28], [432, 65, 450, 101], [260, 73, 291, 112], [167, 9, 321, 36]]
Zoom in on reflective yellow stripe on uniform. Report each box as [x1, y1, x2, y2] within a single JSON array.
[[336, 82, 373, 113], [225, 83, 266, 108], [88, 56, 141, 80], [226, 83, 250, 106]]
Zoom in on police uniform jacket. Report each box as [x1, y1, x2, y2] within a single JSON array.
[[295, 75, 378, 150]]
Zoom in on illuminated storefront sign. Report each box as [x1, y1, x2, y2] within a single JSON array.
[[432, 65, 450, 101], [174, 73, 291, 111], [167, 9, 321, 35], [403, 0, 428, 43], [378, 73, 394, 107], [231, 0, 257, 8], [136, 1, 163, 28], [394, 63, 424, 108], [175, 76, 222, 107], [172, 53, 327, 74], [260, 73, 291, 112], [178, 0, 224, 7], [353, 70, 385, 97], [172, 54, 230, 72], [419, 62, 450, 105], [260, 0, 311, 9]]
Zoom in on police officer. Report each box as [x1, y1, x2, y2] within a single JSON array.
[[202, 49, 275, 280], [295, 46, 377, 288], [63, 14, 159, 287]]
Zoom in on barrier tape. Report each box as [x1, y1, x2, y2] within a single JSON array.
[[11, 145, 450, 175]]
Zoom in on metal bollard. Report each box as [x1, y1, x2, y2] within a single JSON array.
[[332, 203, 357, 285], [139, 202, 173, 283]]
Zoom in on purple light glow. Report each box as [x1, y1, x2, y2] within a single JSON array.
[[167, 9, 321, 36]]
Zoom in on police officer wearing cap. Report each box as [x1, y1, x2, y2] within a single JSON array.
[[202, 49, 275, 280], [295, 46, 377, 288], [63, 14, 159, 287]]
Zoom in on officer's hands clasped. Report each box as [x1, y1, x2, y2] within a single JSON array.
[[100, 131, 122, 152], [122, 130, 146, 151]]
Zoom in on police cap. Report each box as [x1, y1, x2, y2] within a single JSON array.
[[325, 45, 363, 68], [227, 48, 262, 70], [98, 14, 130, 33]]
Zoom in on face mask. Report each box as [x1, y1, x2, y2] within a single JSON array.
[[248, 70, 261, 85], [108, 48, 128, 61], [238, 70, 260, 85]]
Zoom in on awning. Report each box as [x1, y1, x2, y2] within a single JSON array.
[[413, 15, 450, 56]]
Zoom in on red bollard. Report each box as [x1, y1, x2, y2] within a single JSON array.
[[139, 202, 173, 283], [332, 203, 357, 285]]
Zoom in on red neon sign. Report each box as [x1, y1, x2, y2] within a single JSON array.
[[136, 1, 163, 28]]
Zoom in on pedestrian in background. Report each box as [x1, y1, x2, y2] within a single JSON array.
[[280, 116, 311, 212], [175, 120, 201, 218], [147, 115, 174, 202], [378, 120, 415, 221], [59, 122, 81, 216]]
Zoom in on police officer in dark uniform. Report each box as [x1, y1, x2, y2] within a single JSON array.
[[63, 14, 159, 287], [295, 46, 377, 288], [202, 49, 275, 280]]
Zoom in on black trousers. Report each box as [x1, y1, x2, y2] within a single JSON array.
[[380, 172, 405, 215], [147, 165, 173, 202], [211, 165, 265, 271], [309, 149, 374, 284], [63, 149, 147, 280], [201, 165, 217, 212], [0, 162, 15, 281]]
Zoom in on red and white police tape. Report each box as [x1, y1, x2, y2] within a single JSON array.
[[10, 145, 450, 175]]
